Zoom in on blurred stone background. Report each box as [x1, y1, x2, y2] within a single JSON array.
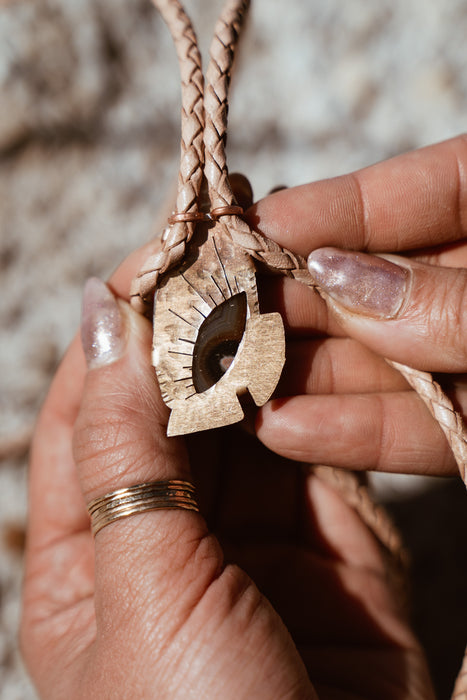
[[2, 0, 467, 697]]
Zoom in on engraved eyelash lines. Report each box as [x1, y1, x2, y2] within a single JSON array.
[[209, 273, 227, 300], [181, 271, 218, 308], [159, 385, 173, 406], [166, 238, 249, 402], [180, 237, 238, 316], [181, 272, 210, 307], [213, 237, 233, 298], [168, 308, 198, 328], [193, 306, 206, 318]]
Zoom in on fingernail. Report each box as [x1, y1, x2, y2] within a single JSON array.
[[81, 278, 126, 368], [307, 247, 410, 319]]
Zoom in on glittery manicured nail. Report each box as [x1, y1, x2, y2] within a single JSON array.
[[307, 247, 410, 319], [81, 278, 125, 368]]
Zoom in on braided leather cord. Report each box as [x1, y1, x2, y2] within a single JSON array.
[[386, 366, 467, 697], [389, 361, 467, 483], [130, 0, 310, 312], [203, 0, 311, 279], [313, 465, 409, 598], [130, 5, 467, 693], [130, 0, 205, 313], [203, 0, 248, 211]]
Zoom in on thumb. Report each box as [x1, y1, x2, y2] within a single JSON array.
[[307, 247, 467, 372], [75, 277, 192, 500]]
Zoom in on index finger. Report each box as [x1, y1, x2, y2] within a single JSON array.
[[247, 134, 467, 256]]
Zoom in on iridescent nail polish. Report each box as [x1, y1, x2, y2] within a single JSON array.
[[81, 278, 125, 368], [307, 247, 410, 319]]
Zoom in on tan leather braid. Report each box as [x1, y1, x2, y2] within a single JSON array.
[[202, 0, 312, 280], [130, 0, 204, 313], [130, 0, 310, 314], [389, 361, 467, 480], [312, 465, 409, 603], [313, 466, 407, 563], [203, 0, 249, 210]]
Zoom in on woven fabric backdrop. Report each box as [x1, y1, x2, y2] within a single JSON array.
[[2, 1, 467, 698]]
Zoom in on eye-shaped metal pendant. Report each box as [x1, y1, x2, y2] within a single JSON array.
[[152, 222, 285, 436]]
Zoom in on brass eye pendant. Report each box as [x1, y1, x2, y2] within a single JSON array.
[[132, 0, 287, 437], [153, 224, 285, 436]]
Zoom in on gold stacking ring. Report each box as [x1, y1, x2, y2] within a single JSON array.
[[87, 480, 199, 536]]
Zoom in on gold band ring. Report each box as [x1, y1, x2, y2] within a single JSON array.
[[87, 480, 199, 536]]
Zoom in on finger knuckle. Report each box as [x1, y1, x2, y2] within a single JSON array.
[[434, 271, 467, 367]]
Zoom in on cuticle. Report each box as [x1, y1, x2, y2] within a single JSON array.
[[373, 253, 414, 319], [380, 257, 413, 319]]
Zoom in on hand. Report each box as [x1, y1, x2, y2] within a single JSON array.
[[249, 134, 467, 477], [21, 237, 433, 698]]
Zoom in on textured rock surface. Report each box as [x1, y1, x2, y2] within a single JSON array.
[[2, 0, 467, 697]]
